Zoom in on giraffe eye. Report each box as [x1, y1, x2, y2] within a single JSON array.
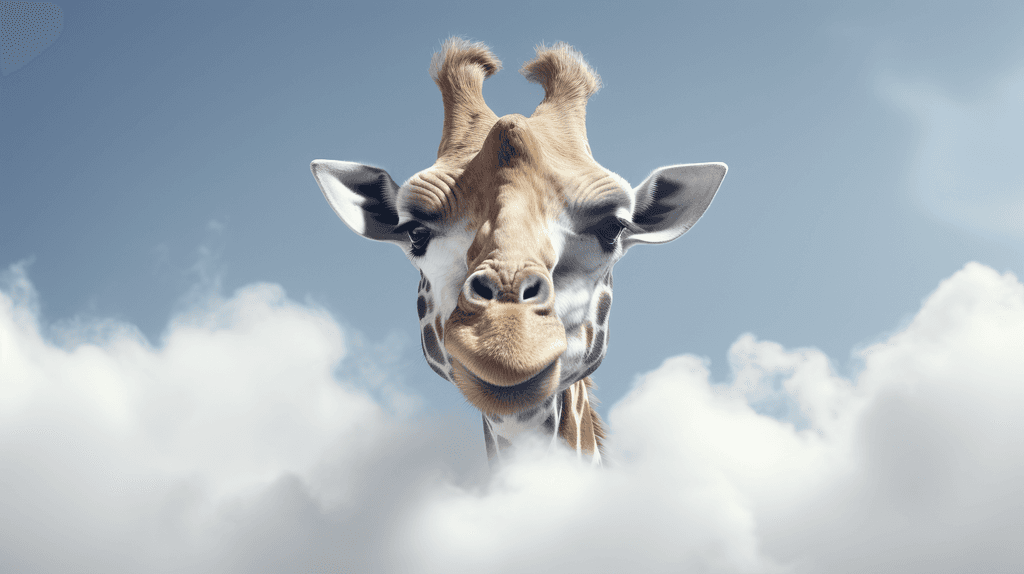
[[593, 218, 625, 245], [407, 225, 432, 255]]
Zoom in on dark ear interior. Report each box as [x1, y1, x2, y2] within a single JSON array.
[[310, 160, 405, 243], [625, 162, 727, 247]]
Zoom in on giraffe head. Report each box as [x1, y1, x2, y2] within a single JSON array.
[[312, 39, 726, 418]]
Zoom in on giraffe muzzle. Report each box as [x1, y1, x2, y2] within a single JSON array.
[[450, 356, 561, 415], [444, 294, 566, 414]]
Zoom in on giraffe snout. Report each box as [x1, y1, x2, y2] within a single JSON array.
[[462, 267, 554, 310], [444, 264, 566, 414]]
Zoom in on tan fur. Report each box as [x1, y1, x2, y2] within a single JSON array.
[[559, 380, 580, 451], [430, 38, 501, 166], [585, 377, 607, 455], [521, 42, 601, 159], [415, 39, 616, 445], [558, 378, 605, 457]]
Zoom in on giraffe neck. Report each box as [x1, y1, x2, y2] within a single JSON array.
[[482, 378, 604, 466]]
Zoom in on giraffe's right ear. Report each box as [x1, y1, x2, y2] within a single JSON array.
[[310, 160, 406, 243]]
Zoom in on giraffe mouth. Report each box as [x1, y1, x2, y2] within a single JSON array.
[[451, 358, 561, 415]]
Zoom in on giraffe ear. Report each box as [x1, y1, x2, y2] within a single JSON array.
[[310, 160, 406, 243], [624, 162, 727, 248]]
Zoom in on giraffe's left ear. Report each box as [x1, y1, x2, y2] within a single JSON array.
[[623, 162, 727, 248], [310, 159, 406, 243]]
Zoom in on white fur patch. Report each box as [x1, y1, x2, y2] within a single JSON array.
[[409, 223, 475, 362]]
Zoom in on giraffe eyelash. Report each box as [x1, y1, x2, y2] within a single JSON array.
[[396, 221, 433, 256], [588, 217, 629, 247]]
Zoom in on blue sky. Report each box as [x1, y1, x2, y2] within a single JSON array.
[[2, 2, 1023, 571], [4, 1, 1022, 411]]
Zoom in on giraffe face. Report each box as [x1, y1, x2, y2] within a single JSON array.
[[393, 115, 633, 415], [310, 41, 727, 419]]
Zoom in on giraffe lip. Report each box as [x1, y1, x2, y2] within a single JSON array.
[[453, 358, 560, 413], [443, 305, 567, 387]]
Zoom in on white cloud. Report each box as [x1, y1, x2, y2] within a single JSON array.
[[1, 261, 1022, 572], [883, 68, 1024, 240]]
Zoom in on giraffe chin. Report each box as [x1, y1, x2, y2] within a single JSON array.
[[451, 358, 561, 416]]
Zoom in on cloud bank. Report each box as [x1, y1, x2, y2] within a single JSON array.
[[1, 262, 1022, 572]]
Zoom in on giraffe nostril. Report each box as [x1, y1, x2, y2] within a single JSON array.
[[523, 281, 541, 301], [471, 276, 494, 300], [518, 274, 550, 304]]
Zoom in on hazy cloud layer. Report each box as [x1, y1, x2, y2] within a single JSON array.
[[883, 68, 1024, 241], [1, 262, 1022, 572]]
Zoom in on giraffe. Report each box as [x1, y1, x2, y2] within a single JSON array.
[[311, 39, 726, 466]]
